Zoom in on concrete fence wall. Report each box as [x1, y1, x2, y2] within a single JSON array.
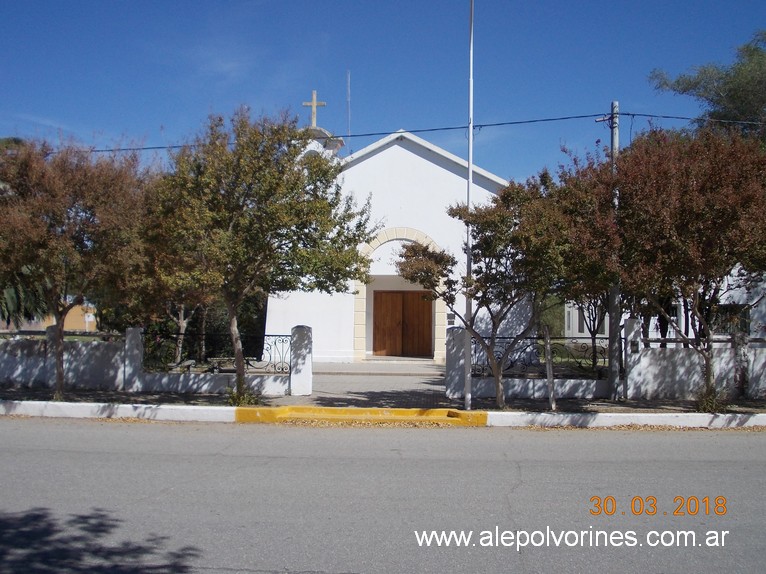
[[0, 325, 313, 397], [445, 327, 611, 400], [624, 319, 766, 400], [446, 324, 765, 401]]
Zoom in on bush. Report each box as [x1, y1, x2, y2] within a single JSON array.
[[695, 383, 729, 414], [226, 386, 261, 406]]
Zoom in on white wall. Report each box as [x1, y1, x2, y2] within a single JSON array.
[[624, 319, 765, 400], [266, 290, 354, 362], [0, 338, 47, 386]]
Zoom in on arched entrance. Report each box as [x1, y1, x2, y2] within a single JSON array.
[[353, 227, 447, 363]]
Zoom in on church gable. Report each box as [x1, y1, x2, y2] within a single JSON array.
[[343, 130, 507, 194], [338, 131, 507, 259]]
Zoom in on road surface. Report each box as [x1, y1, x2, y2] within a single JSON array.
[[1, 417, 763, 573]]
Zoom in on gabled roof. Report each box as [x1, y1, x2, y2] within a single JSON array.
[[342, 130, 509, 189]]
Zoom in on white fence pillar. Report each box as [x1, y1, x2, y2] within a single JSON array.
[[446, 326, 467, 399], [124, 328, 143, 392], [289, 325, 312, 396], [624, 318, 642, 400]]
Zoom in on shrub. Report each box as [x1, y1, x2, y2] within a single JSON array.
[[226, 386, 261, 406], [695, 383, 729, 414]]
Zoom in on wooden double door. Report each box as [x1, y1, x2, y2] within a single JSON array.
[[373, 291, 433, 357]]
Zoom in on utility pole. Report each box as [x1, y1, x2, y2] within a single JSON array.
[[463, 0, 475, 411], [598, 101, 622, 399]]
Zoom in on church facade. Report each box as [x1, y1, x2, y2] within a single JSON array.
[[265, 129, 508, 363]]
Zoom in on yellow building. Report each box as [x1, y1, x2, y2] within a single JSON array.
[[2, 305, 97, 332]]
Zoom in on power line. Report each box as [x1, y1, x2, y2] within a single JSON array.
[[623, 112, 765, 127], [81, 111, 765, 154]]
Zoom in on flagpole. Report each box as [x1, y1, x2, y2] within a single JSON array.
[[464, 0, 474, 410]]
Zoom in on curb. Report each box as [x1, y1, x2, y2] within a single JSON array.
[[235, 406, 487, 426], [2, 400, 765, 428], [486, 411, 766, 428], [1, 400, 236, 423]]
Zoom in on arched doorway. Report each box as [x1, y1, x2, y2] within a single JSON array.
[[353, 227, 447, 363]]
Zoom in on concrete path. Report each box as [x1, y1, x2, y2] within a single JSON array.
[[270, 359, 453, 408]]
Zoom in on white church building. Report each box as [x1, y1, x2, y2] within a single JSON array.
[[265, 128, 508, 363]]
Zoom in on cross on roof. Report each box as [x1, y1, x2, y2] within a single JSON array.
[[302, 90, 326, 128]]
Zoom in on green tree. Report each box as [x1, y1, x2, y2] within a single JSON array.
[[0, 137, 25, 153], [164, 108, 375, 402], [397, 174, 564, 409], [1, 272, 47, 329], [0, 138, 49, 329], [0, 141, 146, 399], [650, 30, 766, 140], [139, 174, 224, 364]]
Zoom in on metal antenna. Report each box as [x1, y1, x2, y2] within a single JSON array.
[[347, 70, 352, 154]]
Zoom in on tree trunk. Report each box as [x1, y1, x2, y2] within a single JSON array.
[[703, 347, 715, 395], [590, 332, 598, 370], [494, 369, 505, 409], [174, 305, 187, 365], [198, 306, 208, 363], [53, 315, 66, 401], [487, 352, 506, 409], [544, 325, 556, 411], [732, 332, 748, 398], [170, 303, 198, 365], [226, 298, 246, 398]]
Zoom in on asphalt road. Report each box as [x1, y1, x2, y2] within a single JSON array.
[[1, 418, 764, 574]]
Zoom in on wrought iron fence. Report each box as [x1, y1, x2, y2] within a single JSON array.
[[471, 336, 616, 379], [143, 331, 291, 374]]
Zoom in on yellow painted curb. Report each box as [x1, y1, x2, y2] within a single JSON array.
[[235, 406, 487, 427]]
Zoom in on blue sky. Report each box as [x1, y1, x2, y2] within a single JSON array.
[[2, 0, 764, 181]]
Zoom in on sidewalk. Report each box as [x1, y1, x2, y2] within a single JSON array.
[[269, 360, 455, 409]]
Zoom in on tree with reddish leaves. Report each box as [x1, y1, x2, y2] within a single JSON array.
[[398, 173, 565, 409], [615, 128, 766, 395], [552, 127, 766, 400], [0, 141, 146, 399], [553, 151, 621, 368]]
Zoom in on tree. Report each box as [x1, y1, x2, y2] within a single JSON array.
[[553, 152, 621, 369], [650, 30, 766, 141], [0, 138, 49, 329], [139, 174, 223, 364], [1, 272, 47, 329], [0, 137, 25, 153], [164, 108, 374, 402], [397, 174, 564, 409], [614, 128, 766, 395], [0, 141, 146, 399]]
